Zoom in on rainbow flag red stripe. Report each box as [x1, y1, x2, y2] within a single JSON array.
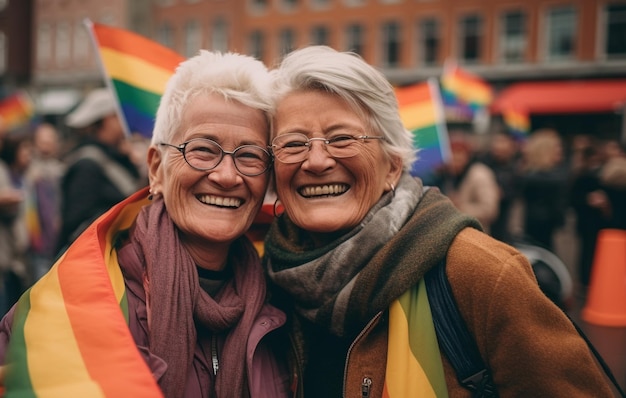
[[3, 188, 162, 397], [440, 62, 493, 113], [88, 21, 185, 138], [396, 79, 450, 182]]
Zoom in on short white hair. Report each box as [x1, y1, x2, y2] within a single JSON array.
[[270, 46, 416, 171], [151, 50, 273, 145]]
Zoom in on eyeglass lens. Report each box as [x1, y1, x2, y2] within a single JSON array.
[[271, 133, 379, 163], [183, 138, 271, 176]]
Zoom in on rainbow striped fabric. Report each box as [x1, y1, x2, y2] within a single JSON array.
[[88, 21, 184, 138], [0, 91, 34, 132], [396, 79, 451, 183], [440, 62, 493, 118], [503, 107, 530, 140], [3, 188, 162, 397], [383, 280, 448, 397]]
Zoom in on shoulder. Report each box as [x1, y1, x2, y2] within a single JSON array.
[[445, 228, 537, 301]]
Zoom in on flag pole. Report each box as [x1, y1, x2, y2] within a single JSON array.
[[83, 18, 132, 137]]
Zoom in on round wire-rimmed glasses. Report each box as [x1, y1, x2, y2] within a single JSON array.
[[271, 132, 386, 164], [159, 138, 272, 177]]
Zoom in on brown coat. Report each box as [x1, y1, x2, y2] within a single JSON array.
[[342, 228, 614, 398]]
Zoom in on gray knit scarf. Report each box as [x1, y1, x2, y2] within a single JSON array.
[[264, 172, 481, 338]]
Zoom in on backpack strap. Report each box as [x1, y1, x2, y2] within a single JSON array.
[[424, 260, 498, 398]]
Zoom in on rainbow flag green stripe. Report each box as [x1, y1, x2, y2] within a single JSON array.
[[90, 22, 184, 138], [4, 188, 161, 397], [396, 80, 450, 180], [383, 280, 448, 397]]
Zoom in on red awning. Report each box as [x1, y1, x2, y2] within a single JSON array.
[[491, 79, 626, 114]]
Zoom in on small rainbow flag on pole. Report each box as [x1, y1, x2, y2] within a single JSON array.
[[396, 79, 450, 183], [440, 60, 493, 119], [0, 91, 34, 133], [86, 20, 185, 138], [502, 107, 530, 141]]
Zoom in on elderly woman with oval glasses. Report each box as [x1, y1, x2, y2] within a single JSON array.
[[0, 51, 290, 398], [263, 46, 613, 397]]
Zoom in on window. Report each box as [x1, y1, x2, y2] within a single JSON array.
[[248, 30, 264, 60], [56, 21, 71, 67], [546, 6, 576, 61], [37, 23, 52, 67], [0, 32, 6, 75], [381, 21, 401, 67], [418, 18, 440, 66], [499, 10, 527, 63], [184, 20, 201, 57], [281, 0, 298, 11], [279, 28, 296, 57], [604, 3, 626, 59], [345, 23, 364, 55], [310, 25, 329, 46], [343, 0, 365, 6], [73, 18, 89, 64], [249, 0, 267, 13], [211, 18, 228, 52], [310, 0, 330, 10], [157, 23, 175, 50], [459, 14, 482, 63]]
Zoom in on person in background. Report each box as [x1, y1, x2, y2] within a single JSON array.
[[0, 50, 290, 397], [569, 137, 607, 288], [481, 131, 521, 242], [24, 123, 66, 280], [598, 139, 626, 230], [435, 131, 500, 235], [57, 87, 142, 252], [519, 128, 568, 250], [263, 45, 613, 397], [0, 133, 32, 311], [0, 133, 28, 316]]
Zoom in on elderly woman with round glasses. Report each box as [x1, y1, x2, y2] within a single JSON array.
[[263, 46, 613, 397], [0, 51, 290, 398]]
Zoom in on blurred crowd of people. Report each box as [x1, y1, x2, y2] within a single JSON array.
[[434, 127, 626, 292], [0, 87, 148, 315]]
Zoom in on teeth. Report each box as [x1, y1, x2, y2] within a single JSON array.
[[300, 184, 348, 198], [198, 194, 242, 208]]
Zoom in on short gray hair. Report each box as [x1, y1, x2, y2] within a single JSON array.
[[151, 50, 273, 145], [270, 46, 416, 171]]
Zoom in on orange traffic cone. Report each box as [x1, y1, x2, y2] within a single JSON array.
[[581, 229, 626, 327]]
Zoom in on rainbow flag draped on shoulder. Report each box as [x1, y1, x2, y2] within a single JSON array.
[[396, 79, 450, 184], [2, 188, 162, 397], [86, 20, 185, 138], [383, 281, 448, 397]]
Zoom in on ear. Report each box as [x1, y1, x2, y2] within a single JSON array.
[[147, 145, 164, 194], [385, 154, 404, 191]]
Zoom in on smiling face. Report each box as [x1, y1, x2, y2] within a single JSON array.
[[273, 90, 402, 237], [148, 93, 270, 257]]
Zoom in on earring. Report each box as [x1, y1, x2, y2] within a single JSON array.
[[389, 183, 395, 198], [148, 189, 154, 201], [273, 198, 283, 217]]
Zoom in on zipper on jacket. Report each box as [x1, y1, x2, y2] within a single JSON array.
[[343, 311, 383, 397], [361, 377, 372, 397]]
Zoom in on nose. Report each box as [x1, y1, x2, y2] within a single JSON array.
[[302, 139, 335, 172], [207, 153, 242, 187]]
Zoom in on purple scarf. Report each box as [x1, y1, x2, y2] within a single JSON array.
[[121, 197, 266, 398]]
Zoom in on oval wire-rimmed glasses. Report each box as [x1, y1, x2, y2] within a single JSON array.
[[270, 132, 386, 164], [159, 137, 273, 177]]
